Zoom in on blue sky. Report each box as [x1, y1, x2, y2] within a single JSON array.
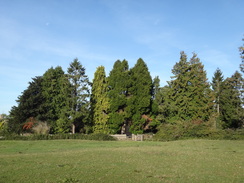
[[0, 0, 243, 114]]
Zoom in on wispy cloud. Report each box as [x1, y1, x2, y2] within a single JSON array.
[[201, 50, 233, 67]]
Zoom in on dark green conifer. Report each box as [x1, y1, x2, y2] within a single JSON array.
[[239, 37, 244, 73], [8, 76, 44, 133], [67, 58, 90, 133], [128, 58, 153, 134], [168, 52, 213, 122], [220, 71, 244, 128], [41, 66, 70, 132], [212, 68, 224, 115], [107, 60, 129, 134]]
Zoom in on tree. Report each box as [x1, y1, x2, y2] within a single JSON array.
[[152, 76, 161, 114], [91, 66, 110, 134], [149, 76, 163, 132], [156, 85, 173, 122], [67, 58, 90, 134], [220, 71, 244, 128], [167, 51, 189, 121], [0, 114, 9, 135], [107, 60, 130, 134], [239, 37, 244, 106], [212, 68, 224, 115], [128, 58, 153, 134], [168, 52, 213, 122], [8, 76, 44, 134], [188, 53, 214, 121], [211, 68, 224, 128], [41, 66, 70, 132], [239, 37, 244, 73]]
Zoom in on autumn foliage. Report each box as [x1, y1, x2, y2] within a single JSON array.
[[22, 117, 37, 131]]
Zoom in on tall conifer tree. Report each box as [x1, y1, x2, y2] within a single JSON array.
[[168, 51, 190, 121], [8, 76, 44, 133], [128, 58, 153, 134], [91, 66, 110, 134], [212, 68, 224, 115], [168, 52, 213, 122], [107, 60, 129, 134], [41, 66, 70, 132], [188, 53, 213, 121], [67, 58, 90, 133], [239, 37, 244, 73], [220, 71, 244, 128]]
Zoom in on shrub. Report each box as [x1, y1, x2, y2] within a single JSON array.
[[87, 133, 116, 141], [153, 121, 185, 141], [32, 122, 50, 135], [0, 133, 116, 141], [0, 121, 9, 136], [153, 120, 244, 141]]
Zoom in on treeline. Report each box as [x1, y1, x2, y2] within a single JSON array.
[[2, 46, 244, 136]]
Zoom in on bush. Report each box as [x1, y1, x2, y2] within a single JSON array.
[[153, 121, 185, 141], [197, 128, 244, 140], [153, 120, 244, 141], [0, 133, 117, 141], [0, 133, 30, 140], [87, 133, 116, 141]]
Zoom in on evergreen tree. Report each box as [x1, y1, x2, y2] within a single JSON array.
[[220, 71, 244, 128], [157, 85, 173, 122], [67, 58, 90, 133], [150, 76, 163, 132], [8, 106, 23, 134], [168, 51, 190, 121], [188, 53, 214, 121], [128, 58, 153, 134], [152, 76, 161, 113], [211, 68, 224, 128], [107, 60, 129, 134], [168, 52, 213, 122], [41, 66, 70, 132], [212, 68, 224, 115], [91, 66, 110, 134], [8, 76, 44, 133], [239, 37, 244, 73]]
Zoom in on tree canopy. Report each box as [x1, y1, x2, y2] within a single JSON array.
[[7, 44, 244, 135]]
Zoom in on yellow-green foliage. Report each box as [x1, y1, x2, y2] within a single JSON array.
[[92, 66, 110, 134], [0, 115, 8, 135]]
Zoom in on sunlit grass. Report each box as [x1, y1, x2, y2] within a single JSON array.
[[0, 139, 243, 182]]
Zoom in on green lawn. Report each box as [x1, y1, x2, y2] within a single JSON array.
[[0, 139, 243, 183]]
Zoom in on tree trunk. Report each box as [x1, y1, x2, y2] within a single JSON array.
[[217, 96, 220, 114], [72, 123, 75, 134]]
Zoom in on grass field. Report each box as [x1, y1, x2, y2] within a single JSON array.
[[0, 139, 243, 183]]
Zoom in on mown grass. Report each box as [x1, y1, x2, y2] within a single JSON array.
[[0, 139, 243, 183]]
